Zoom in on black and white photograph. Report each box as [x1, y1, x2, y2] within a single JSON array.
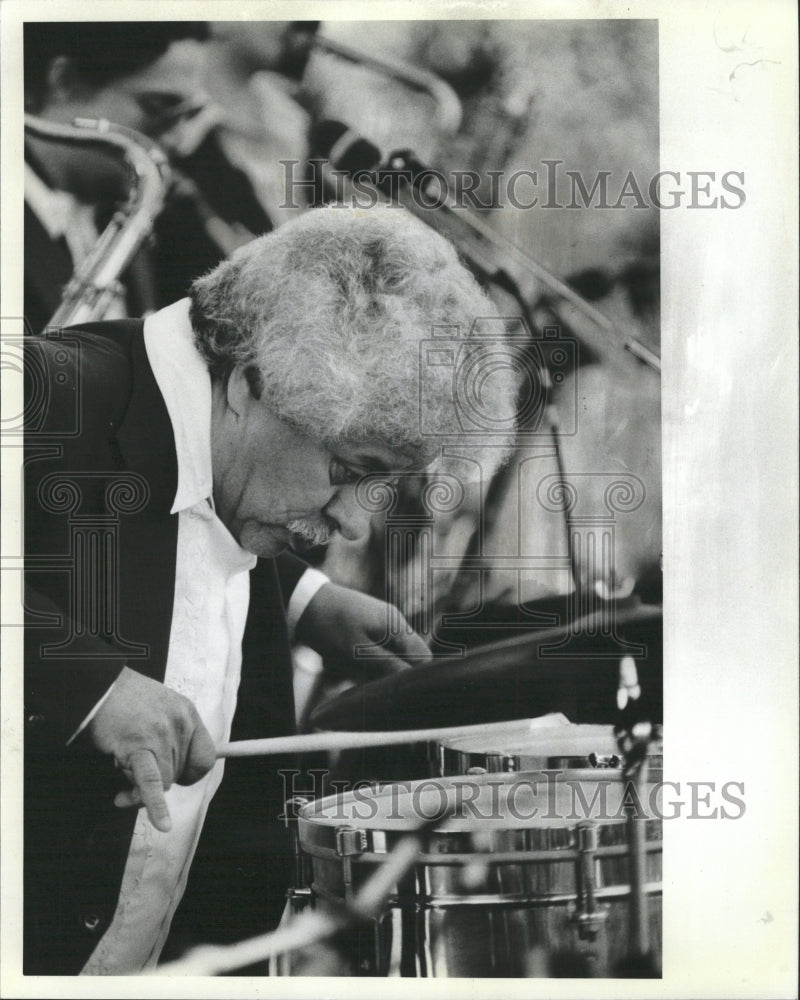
[[0, 2, 796, 997]]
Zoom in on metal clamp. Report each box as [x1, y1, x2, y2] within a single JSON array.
[[577, 823, 599, 854], [285, 886, 313, 917], [588, 753, 621, 769], [336, 826, 370, 857], [283, 795, 312, 826], [571, 906, 610, 941]]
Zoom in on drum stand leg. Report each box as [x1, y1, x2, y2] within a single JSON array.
[[271, 797, 315, 976], [338, 842, 386, 975]]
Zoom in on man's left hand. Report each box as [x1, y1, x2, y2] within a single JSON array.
[[295, 583, 431, 679]]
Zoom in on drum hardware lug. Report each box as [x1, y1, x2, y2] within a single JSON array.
[[336, 825, 370, 857], [577, 821, 599, 854], [588, 753, 621, 769], [570, 904, 610, 942], [502, 753, 518, 772], [571, 822, 609, 943]]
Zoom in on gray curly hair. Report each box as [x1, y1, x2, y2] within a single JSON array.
[[190, 204, 519, 473]]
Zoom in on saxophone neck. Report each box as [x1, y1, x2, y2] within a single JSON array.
[[25, 115, 172, 329]]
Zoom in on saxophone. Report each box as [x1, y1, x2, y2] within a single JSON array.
[[24, 114, 172, 328]]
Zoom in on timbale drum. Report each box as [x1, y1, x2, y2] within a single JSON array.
[[285, 769, 662, 977], [433, 718, 663, 780]]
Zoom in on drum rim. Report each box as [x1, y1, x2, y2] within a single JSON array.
[[297, 769, 664, 845]]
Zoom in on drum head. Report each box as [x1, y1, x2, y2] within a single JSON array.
[[299, 770, 661, 846], [439, 719, 618, 755], [435, 719, 662, 778]]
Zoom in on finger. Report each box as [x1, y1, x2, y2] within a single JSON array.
[[114, 788, 142, 809], [356, 654, 415, 679], [385, 630, 432, 665], [179, 722, 218, 786], [127, 749, 172, 832], [619, 656, 639, 690], [380, 654, 417, 676]]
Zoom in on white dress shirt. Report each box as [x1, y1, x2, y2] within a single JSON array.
[[82, 299, 326, 973]]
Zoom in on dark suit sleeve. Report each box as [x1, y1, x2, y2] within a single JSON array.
[[275, 550, 314, 605], [24, 587, 127, 745], [24, 334, 133, 744]]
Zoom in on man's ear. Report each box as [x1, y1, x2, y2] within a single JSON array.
[[44, 55, 89, 104], [225, 366, 254, 418]]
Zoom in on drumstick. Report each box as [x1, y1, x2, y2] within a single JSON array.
[[217, 714, 569, 759]]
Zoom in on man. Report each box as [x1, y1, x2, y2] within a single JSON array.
[[23, 21, 318, 327], [149, 20, 321, 305], [24, 204, 518, 974], [23, 22, 213, 331]]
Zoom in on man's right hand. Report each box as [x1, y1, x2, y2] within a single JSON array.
[[87, 667, 217, 833]]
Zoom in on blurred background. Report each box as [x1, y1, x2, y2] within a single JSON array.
[[298, 20, 661, 696]]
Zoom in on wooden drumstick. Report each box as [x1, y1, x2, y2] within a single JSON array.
[[217, 715, 568, 759]]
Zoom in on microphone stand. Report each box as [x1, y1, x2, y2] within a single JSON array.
[[322, 153, 661, 374]]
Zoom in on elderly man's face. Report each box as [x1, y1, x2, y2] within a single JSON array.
[[211, 367, 412, 558]]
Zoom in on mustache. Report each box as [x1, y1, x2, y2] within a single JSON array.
[[284, 515, 337, 548]]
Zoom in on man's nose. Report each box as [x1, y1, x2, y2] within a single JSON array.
[[324, 487, 372, 542]]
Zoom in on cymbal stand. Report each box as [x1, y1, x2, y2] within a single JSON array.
[[615, 709, 658, 973]]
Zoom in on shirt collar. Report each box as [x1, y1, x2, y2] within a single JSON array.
[[143, 298, 215, 515]]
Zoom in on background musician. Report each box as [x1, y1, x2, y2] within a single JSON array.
[[149, 21, 322, 305], [23, 21, 321, 329], [23, 21, 210, 331]]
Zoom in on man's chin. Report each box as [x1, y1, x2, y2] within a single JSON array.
[[238, 523, 291, 558], [288, 535, 329, 555]]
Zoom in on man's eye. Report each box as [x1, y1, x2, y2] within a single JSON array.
[[135, 92, 204, 131], [135, 92, 182, 117], [329, 460, 362, 486]]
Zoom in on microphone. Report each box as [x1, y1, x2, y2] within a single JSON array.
[[309, 120, 384, 175], [310, 119, 435, 206], [309, 119, 527, 300]]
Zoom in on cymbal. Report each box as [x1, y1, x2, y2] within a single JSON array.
[[311, 603, 662, 732]]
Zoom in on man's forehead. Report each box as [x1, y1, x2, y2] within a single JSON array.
[[119, 38, 207, 94]]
